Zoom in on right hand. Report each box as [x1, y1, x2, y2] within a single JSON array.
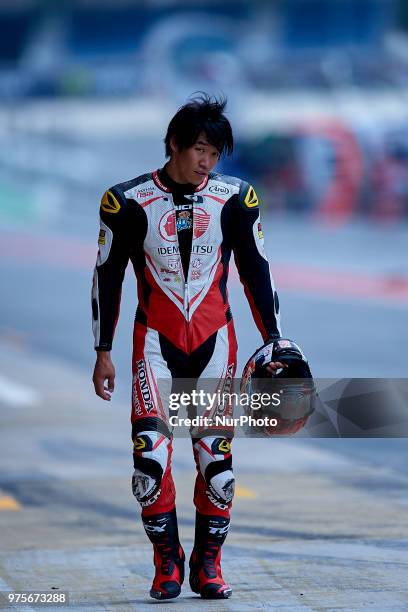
[[265, 361, 288, 376], [92, 351, 115, 401]]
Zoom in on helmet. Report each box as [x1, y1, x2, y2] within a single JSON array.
[[240, 338, 316, 436]]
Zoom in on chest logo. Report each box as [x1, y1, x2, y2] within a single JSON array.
[[159, 208, 211, 242], [176, 210, 193, 232]]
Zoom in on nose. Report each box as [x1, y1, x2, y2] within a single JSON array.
[[199, 153, 212, 171]]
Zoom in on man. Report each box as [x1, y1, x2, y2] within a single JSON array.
[[92, 94, 283, 600]]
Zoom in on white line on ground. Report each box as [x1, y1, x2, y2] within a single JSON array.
[[0, 374, 40, 407]]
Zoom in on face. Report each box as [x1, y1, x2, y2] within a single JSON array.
[[170, 133, 220, 185]]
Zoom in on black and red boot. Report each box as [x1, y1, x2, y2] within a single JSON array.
[[143, 509, 185, 600], [189, 513, 232, 599]]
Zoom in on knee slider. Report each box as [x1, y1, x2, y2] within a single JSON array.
[[195, 437, 235, 506], [132, 430, 170, 507], [206, 461, 235, 505]]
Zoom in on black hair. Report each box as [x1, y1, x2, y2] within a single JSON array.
[[164, 92, 233, 158]]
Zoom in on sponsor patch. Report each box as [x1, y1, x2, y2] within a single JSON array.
[[132, 397, 142, 417], [218, 439, 231, 453], [136, 188, 154, 198], [144, 522, 166, 534], [244, 185, 259, 208], [194, 208, 211, 238], [98, 229, 106, 245], [160, 266, 181, 283], [96, 221, 113, 266], [193, 244, 213, 254], [159, 210, 177, 242], [209, 523, 230, 536], [133, 436, 146, 451], [140, 488, 162, 507], [157, 244, 214, 256], [206, 489, 228, 510], [101, 190, 121, 214], [222, 364, 234, 397], [158, 245, 179, 255], [167, 257, 180, 271], [159, 208, 210, 241], [160, 267, 178, 275], [176, 210, 193, 232], [136, 359, 154, 412], [222, 478, 235, 501], [174, 203, 193, 210], [209, 184, 229, 195], [153, 171, 170, 193]]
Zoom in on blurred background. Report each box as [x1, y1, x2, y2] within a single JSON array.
[[0, 0, 407, 378], [1, 2, 408, 607], [2, 0, 408, 222]]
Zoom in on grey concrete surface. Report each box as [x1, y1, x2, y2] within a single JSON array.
[[1, 161, 408, 610], [1, 343, 408, 611]]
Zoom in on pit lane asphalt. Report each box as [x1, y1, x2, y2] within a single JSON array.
[[1, 208, 408, 609], [1, 342, 408, 611]]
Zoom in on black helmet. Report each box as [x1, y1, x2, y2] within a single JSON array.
[[240, 338, 316, 435]]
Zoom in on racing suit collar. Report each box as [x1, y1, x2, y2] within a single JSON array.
[[158, 165, 196, 194], [157, 166, 208, 194]]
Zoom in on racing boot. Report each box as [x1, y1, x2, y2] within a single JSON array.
[[142, 509, 185, 600], [189, 513, 232, 599]]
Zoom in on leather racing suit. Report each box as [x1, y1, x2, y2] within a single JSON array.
[[92, 167, 281, 528]]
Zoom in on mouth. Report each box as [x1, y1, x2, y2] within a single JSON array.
[[194, 171, 207, 176]]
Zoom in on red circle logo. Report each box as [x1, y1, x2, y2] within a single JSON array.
[[159, 210, 177, 242], [194, 208, 210, 239]]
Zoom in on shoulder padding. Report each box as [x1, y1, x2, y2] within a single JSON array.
[[113, 172, 153, 193], [100, 172, 154, 214], [209, 172, 242, 188], [100, 187, 126, 215], [238, 181, 259, 210]]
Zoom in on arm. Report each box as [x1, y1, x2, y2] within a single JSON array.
[[93, 351, 115, 401], [232, 181, 281, 341], [92, 188, 131, 400]]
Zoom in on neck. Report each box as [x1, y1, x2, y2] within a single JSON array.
[[164, 160, 189, 185]]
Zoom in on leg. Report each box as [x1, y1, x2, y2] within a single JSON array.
[[131, 323, 184, 600], [189, 321, 237, 599], [190, 435, 234, 599]]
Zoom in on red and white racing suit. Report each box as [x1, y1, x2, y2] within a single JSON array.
[[92, 168, 281, 522]]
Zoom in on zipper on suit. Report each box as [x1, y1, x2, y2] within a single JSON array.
[[184, 282, 190, 321], [169, 193, 192, 352]]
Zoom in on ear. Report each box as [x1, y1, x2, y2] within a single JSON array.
[[169, 135, 179, 155]]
